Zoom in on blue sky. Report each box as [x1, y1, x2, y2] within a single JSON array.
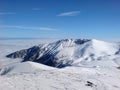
[[0, 0, 120, 39]]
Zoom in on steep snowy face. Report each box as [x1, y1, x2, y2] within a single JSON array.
[[6, 39, 119, 68]]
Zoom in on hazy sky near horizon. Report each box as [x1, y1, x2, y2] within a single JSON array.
[[0, 0, 120, 39]]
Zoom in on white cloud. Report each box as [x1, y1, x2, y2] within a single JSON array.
[[0, 25, 57, 31], [0, 12, 15, 15], [58, 11, 80, 16], [32, 8, 41, 11]]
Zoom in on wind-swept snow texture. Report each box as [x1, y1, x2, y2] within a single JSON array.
[[0, 39, 120, 90]]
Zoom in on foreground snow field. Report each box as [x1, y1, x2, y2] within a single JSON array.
[[0, 39, 120, 90]]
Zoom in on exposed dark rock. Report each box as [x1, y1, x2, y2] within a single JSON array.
[[117, 66, 120, 69], [0, 67, 13, 75], [115, 49, 120, 55], [74, 39, 90, 45], [85, 81, 94, 87], [6, 49, 27, 58]]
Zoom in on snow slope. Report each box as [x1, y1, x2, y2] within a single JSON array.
[[0, 39, 120, 90]]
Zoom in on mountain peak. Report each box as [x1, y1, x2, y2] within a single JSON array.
[[55, 38, 90, 46], [6, 39, 119, 68]]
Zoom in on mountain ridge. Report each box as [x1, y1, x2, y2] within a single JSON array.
[[6, 39, 120, 68]]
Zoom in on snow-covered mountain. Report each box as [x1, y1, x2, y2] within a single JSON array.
[[6, 39, 120, 68]]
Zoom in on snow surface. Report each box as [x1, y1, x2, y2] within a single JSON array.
[[0, 39, 120, 90]]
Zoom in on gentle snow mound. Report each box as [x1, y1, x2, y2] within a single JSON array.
[[1, 61, 55, 74]]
